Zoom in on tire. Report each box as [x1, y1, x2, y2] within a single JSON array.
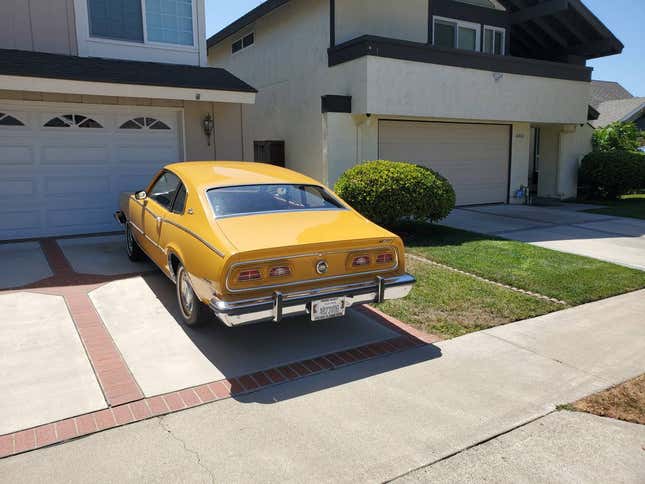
[[176, 264, 210, 327], [125, 223, 145, 262]]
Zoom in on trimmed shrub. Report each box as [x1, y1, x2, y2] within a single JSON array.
[[578, 151, 645, 200], [334, 160, 456, 227]]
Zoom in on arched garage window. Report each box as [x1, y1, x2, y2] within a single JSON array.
[[0, 113, 25, 126], [119, 117, 171, 130], [44, 114, 103, 128]]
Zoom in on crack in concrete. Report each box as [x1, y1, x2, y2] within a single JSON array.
[[158, 417, 215, 484]]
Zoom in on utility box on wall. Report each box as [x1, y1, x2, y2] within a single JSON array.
[[254, 140, 285, 167]]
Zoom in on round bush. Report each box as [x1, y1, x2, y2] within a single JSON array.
[[578, 151, 645, 200], [334, 160, 456, 227]]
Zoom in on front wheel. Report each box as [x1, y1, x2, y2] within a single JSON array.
[[176, 264, 210, 327], [125, 224, 145, 261]]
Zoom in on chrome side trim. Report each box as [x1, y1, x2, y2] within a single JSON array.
[[130, 196, 225, 258], [163, 219, 225, 258], [225, 246, 399, 293]]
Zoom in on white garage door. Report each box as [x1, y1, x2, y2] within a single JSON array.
[[379, 121, 511, 206], [0, 102, 182, 240]]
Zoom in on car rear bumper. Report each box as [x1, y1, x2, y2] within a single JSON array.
[[209, 273, 415, 327]]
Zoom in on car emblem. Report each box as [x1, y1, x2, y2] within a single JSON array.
[[316, 260, 328, 274]]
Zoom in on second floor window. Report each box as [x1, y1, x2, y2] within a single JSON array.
[[88, 0, 194, 46], [483, 26, 505, 55], [433, 17, 480, 52]]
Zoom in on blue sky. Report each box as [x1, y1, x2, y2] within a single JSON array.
[[205, 0, 644, 96]]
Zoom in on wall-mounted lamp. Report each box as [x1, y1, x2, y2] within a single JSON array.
[[203, 113, 214, 146]]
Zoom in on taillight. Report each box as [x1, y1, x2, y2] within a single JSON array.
[[352, 255, 371, 267], [376, 253, 394, 264], [238, 269, 262, 282], [269, 266, 291, 278]]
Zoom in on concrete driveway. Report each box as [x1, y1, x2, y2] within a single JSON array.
[[0, 234, 422, 452], [442, 204, 645, 271]]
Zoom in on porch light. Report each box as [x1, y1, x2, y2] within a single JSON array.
[[203, 113, 214, 146]]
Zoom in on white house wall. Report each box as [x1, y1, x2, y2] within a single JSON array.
[[366, 57, 591, 124], [558, 124, 593, 198], [335, 0, 429, 44]]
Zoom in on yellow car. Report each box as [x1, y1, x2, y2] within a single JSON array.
[[115, 162, 415, 327]]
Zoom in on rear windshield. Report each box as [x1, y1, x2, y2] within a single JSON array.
[[207, 184, 345, 218]]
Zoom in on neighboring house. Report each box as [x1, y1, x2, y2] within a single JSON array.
[[589, 81, 644, 131], [0, 0, 256, 240], [208, 0, 621, 205]]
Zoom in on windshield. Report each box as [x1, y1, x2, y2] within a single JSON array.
[[207, 184, 345, 218]]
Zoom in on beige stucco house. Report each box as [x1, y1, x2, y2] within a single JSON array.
[[0, 0, 256, 240], [208, 0, 622, 206]]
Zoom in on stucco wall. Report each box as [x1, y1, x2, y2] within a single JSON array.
[[537, 126, 561, 198], [558, 124, 593, 199], [0, 0, 77, 55], [183, 101, 243, 161], [335, 0, 429, 45], [366, 57, 591, 124], [209, 0, 334, 182]]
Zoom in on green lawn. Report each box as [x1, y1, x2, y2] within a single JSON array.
[[379, 257, 561, 339], [582, 194, 645, 220], [398, 222, 645, 305]]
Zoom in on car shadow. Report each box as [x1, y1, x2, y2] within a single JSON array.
[[141, 273, 443, 404]]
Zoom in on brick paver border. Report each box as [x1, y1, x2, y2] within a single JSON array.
[[0, 332, 425, 459], [0, 236, 439, 460]]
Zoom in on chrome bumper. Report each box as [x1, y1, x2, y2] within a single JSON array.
[[209, 274, 415, 327]]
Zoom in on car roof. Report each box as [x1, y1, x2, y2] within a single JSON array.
[[166, 161, 323, 189]]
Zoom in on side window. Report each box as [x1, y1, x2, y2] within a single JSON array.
[[149, 172, 181, 210], [171, 184, 187, 214]]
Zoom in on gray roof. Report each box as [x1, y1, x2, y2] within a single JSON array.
[[591, 98, 645, 128], [590, 80, 633, 108], [0, 48, 257, 93]]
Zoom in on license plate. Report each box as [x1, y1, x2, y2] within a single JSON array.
[[311, 297, 346, 321]]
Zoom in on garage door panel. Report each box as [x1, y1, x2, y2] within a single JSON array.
[[46, 208, 114, 229], [116, 144, 179, 164], [0, 103, 182, 240], [379, 121, 510, 206], [0, 178, 36, 197], [0, 145, 34, 166], [44, 176, 111, 196], [0, 210, 41, 232], [41, 145, 110, 165]]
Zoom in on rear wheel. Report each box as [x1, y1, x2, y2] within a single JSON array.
[[176, 264, 210, 327], [125, 224, 145, 261]]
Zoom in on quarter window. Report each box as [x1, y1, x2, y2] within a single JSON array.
[[483, 26, 505, 55], [433, 17, 481, 52], [171, 184, 187, 214], [149, 171, 182, 210], [44, 114, 103, 128], [232, 32, 254, 54], [120, 117, 171, 130], [87, 0, 194, 46], [0, 113, 25, 127]]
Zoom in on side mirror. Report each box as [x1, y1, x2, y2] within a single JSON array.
[[135, 190, 147, 201]]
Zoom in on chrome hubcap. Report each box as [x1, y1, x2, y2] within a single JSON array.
[[179, 271, 195, 316]]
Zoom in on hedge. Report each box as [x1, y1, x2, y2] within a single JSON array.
[[334, 160, 456, 227], [578, 150, 645, 200]]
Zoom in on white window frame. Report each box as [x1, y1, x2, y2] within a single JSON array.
[[78, 0, 198, 52], [432, 16, 481, 52], [231, 31, 255, 55], [483, 25, 506, 55]]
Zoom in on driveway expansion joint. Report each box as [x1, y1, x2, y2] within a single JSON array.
[[407, 254, 569, 306]]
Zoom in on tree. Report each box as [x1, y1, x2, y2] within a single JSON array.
[[592, 122, 643, 152]]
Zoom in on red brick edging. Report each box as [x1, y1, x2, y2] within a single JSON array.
[[0, 333, 425, 459]]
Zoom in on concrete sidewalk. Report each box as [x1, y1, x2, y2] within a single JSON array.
[[1, 290, 643, 483], [396, 412, 645, 484]]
